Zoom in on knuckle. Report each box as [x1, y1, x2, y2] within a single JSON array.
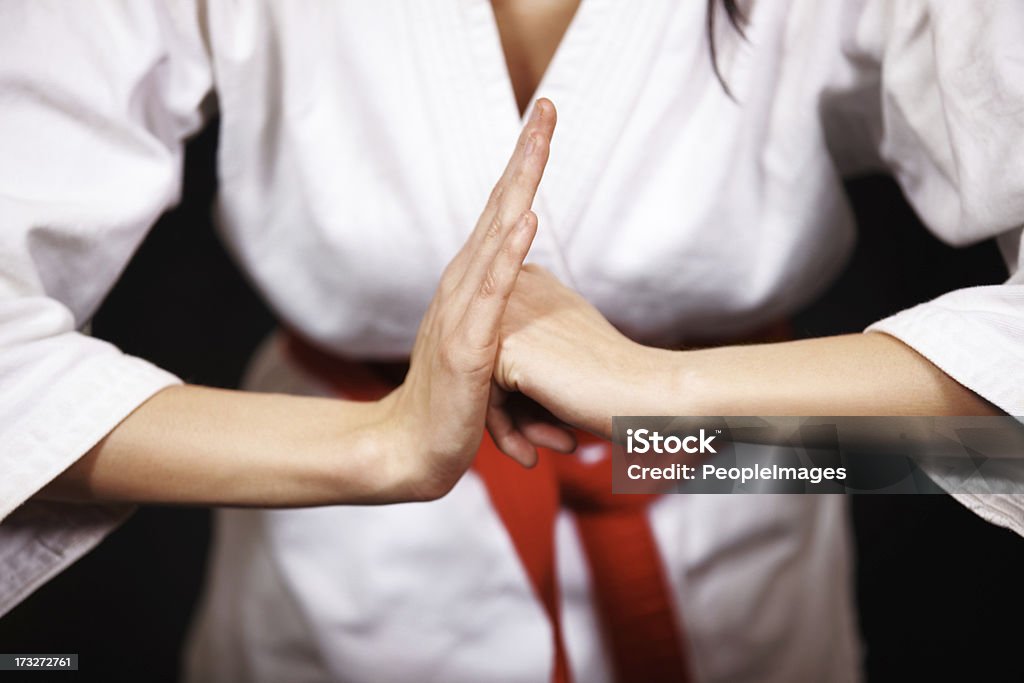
[[484, 183, 508, 218], [504, 360, 524, 394], [484, 214, 503, 243], [486, 182, 505, 210], [479, 269, 503, 299]]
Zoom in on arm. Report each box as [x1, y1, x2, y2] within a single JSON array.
[[39, 385, 396, 507], [34, 100, 558, 508], [495, 265, 1001, 441], [649, 333, 999, 418]]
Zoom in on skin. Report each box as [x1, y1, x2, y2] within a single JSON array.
[[477, 0, 1002, 452], [38, 0, 998, 507], [492, 265, 1002, 443], [41, 100, 562, 507], [38, 0, 584, 507], [492, 0, 582, 113]]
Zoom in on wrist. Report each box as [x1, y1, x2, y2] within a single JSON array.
[[551, 338, 684, 438], [364, 387, 454, 503], [360, 390, 418, 502], [310, 392, 411, 504], [617, 342, 696, 415], [591, 342, 714, 426], [653, 347, 710, 416]]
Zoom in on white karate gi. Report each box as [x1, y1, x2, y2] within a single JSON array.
[[2, 1, 1022, 681]]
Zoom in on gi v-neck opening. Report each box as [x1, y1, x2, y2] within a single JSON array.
[[464, 0, 592, 128], [488, 0, 583, 118], [414, 0, 677, 286], [455, 0, 603, 287]]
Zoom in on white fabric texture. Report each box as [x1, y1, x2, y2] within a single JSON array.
[[181, 336, 860, 683], [1, 0, 1022, 679], [0, 1, 202, 615]]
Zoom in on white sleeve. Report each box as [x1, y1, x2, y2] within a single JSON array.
[[0, 0, 212, 612], [856, 0, 1024, 411], [835, 1, 1024, 531]]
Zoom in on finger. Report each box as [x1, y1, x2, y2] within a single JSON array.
[[458, 210, 537, 352], [486, 390, 539, 467], [476, 99, 556, 246], [489, 112, 555, 237], [516, 416, 578, 454], [450, 131, 548, 303], [503, 394, 578, 453], [445, 100, 556, 287]]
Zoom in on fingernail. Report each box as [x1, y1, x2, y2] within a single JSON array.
[[531, 102, 544, 122], [525, 134, 537, 157]]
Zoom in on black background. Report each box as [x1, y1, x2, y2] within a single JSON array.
[[1, 120, 1022, 682]]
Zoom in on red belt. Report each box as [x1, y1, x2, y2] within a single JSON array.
[[283, 333, 692, 683]]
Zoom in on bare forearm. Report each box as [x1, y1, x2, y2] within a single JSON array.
[[545, 332, 1000, 439], [639, 332, 999, 421], [38, 384, 404, 507], [34, 101, 556, 509], [498, 267, 1002, 441]]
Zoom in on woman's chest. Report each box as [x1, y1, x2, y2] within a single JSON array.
[[207, 0, 855, 351]]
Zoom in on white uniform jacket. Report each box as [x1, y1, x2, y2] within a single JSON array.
[[2, 1, 1023, 681]]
